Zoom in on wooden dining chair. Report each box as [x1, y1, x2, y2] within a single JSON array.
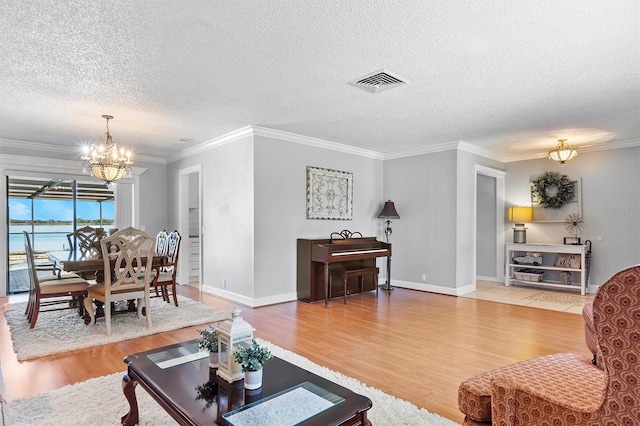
[[84, 227, 155, 336], [151, 230, 182, 306], [155, 230, 169, 256], [67, 226, 104, 259], [23, 232, 90, 328], [66, 226, 105, 280]]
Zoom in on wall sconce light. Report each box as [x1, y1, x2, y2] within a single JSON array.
[[377, 200, 400, 243], [508, 206, 533, 243]]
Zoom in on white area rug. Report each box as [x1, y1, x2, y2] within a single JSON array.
[[3, 296, 229, 361], [4, 340, 457, 426]]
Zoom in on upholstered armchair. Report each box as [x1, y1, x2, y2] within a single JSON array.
[[582, 301, 603, 367], [459, 265, 640, 425]]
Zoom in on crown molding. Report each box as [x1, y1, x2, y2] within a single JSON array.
[[0, 138, 166, 164], [0, 153, 147, 178], [5, 132, 637, 166], [168, 126, 384, 162], [251, 126, 383, 160], [457, 141, 504, 162], [382, 139, 503, 162], [167, 126, 255, 162]]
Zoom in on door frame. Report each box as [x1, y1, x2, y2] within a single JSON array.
[[178, 164, 202, 290], [474, 165, 506, 285]]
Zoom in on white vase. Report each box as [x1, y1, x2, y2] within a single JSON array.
[[244, 369, 263, 390], [209, 351, 219, 368]]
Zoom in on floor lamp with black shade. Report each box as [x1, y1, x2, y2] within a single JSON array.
[[377, 200, 400, 291]]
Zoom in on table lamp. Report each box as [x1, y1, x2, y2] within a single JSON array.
[[508, 206, 533, 243]]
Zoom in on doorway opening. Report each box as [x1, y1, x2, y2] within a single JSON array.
[[178, 166, 202, 290]]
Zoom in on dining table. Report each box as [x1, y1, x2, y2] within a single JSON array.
[[47, 250, 168, 324]]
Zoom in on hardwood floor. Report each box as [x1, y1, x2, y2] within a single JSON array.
[[0, 286, 590, 424]]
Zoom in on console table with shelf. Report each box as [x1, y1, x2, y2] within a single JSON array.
[[505, 243, 591, 295]]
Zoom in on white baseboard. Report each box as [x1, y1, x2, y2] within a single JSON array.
[[202, 285, 297, 307], [476, 275, 501, 282]]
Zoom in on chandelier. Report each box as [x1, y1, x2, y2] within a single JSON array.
[[82, 115, 133, 184], [548, 139, 577, 165]]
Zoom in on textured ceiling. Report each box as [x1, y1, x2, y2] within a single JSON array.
[[0, 0, 638, 161]]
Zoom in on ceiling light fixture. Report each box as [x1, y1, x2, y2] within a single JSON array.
[[82, 115, 133, 184], [548, 139, 577, 165]]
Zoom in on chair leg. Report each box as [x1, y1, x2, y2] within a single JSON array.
[[171, 283, 178, 307], [29, 295, 41, 328], [142, 294, 152, 328], [343, 276, 348, 304], [84, 298, 96, 325], [375, 273, 378, 298], [105, 303, 112, 336]]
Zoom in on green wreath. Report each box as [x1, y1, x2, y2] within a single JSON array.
[[531, 171, 575, 209]]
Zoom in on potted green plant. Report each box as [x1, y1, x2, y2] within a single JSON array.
[[233, 339, 272, 389], [197, 325, 219, 368]]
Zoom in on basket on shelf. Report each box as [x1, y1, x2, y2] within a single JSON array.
[[514, 268, 544, 282]]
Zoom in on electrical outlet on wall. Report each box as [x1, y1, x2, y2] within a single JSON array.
[[421, 274, 426, 282], [222, 279, 226, 288]]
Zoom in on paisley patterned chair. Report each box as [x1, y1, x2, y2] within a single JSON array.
[[458, 265, 640, 425], [582, 301, 603, 367]]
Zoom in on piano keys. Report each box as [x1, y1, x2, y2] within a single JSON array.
[[297, 236, 391, 304]]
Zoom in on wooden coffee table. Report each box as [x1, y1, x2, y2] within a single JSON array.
[[121, 340, 372, 425]]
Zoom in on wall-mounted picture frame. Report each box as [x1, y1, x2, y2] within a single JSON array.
[[530, 178, 582, 222], [306, 166, 353, 220], [563, 237, 581, 245]]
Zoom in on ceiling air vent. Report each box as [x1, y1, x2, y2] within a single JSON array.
[[349, 69, 408, 93]]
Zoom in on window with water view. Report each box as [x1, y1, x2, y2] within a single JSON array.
[[7, 177, 115, 293]]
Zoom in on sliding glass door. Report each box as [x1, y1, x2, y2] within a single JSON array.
[[7, 176, 115, 293]]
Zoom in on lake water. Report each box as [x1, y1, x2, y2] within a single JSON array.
[[10, 224, 80, 253]]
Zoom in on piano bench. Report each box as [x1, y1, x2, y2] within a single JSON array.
[[330, 266, 379, 304]]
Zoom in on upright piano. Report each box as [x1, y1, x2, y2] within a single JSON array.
[[296, 234, 391, 304]]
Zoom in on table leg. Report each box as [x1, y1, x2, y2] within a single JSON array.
[[121, 373, 139, 426]]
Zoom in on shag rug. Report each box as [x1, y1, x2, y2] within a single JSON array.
[[3, 339, 457, 426], [3, 295, 229, 361]]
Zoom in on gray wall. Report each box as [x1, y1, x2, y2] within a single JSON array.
[[4, 133, 638, 299], [383, 150, 458, 289], [167, 131, 383, 305], [505, 146, 640, 288], [167, 134, 255, 300], [253, 135, 382, 301]]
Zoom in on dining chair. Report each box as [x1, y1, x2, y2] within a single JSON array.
[[155, 230, 169, 256], [23, 232, 90, 328], [84, 226, 155, 336], [66, 226, 105, 280], [151, 230, 182, 306], [67, 226, 105, 259]]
